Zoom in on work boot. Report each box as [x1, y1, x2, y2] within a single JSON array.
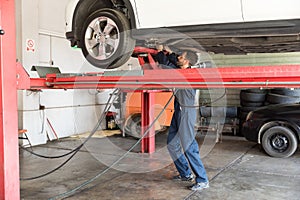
[[190, 182, 209, 191]]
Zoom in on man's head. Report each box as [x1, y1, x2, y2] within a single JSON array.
[[177, 52, 189, 69], [177, 51, 198, 68]]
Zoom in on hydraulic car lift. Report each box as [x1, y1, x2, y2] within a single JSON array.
[[2, 0, 300, 198], [16, 51, 300, 155]]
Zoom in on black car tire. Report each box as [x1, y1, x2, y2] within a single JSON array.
[[240, 91, 266, 102], [270, 88, 300, 97], [262, 126, 298, 158], [245, 89, 268, 94], [241, 101, 264, 107], [266, 93, 300, 104], [80, 8, 135, 69]]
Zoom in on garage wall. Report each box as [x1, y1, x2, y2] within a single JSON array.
[[211, 52, 300, 67]]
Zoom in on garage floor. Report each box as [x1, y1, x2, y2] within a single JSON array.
[[20, 130, 300, 200]]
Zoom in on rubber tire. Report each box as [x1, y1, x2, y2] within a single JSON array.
[[270, 88, 300, 97], [266, 93, 300, 104], [245, 89, 268, 94], [262, 126, 298, 158], [80, 8, 135, 69], [124, 113, 142, 139], [240, 101, 264, 107], [240, 91, 266, 103], [124, 113, 164, 139]]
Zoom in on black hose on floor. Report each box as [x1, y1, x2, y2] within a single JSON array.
[[20, 89, 120, 181]]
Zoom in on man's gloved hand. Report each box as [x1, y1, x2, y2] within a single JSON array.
[[156, 44, 164, 52], [163, 45, 173, 54]]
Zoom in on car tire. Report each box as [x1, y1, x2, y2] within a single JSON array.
[[80, 8, 135, 69], [240, 101, 264, 107], [124, 113, 142, 139], [266, 93, 300, 104], [262, 126, 298, 158], [270, 88, 300, 97], [240, 90, 266, 102], [124, 113, 164, 139], [245, 89, 268, 94]]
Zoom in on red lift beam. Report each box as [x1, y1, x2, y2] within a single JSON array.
[[16, 61, 300, 155], [23, 64, 300, 90], [16, 63, 300, 155]]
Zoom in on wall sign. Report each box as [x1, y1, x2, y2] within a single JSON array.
[[26, 39, 35, 52]]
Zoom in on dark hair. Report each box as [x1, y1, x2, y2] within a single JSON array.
[[185, 51, 198, 66], [176, 51, 198, 66]]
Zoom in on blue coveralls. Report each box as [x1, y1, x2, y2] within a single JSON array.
[[156, 51, 208, 183], [168, 89, 208, 183]]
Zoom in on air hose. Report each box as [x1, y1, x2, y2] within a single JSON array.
[[20, 89, 120, 180]]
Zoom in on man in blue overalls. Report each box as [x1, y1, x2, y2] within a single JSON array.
[[156, 46, 209, 191]]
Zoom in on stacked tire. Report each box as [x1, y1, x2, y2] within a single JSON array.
[[239, 89, 268, 135], [239, 89, 267, 120], [266, 88, 300, 105]]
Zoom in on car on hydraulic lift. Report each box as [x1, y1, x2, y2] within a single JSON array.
[[65, 0, 300, 69], [242, 103, 300, 158]]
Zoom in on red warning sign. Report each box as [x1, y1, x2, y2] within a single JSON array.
[[26, 39, 35, 52]]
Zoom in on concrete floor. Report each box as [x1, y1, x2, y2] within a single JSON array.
[[20, 131, 300, 200]]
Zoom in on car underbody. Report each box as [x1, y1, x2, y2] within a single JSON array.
[[133, 19, 300, 54]]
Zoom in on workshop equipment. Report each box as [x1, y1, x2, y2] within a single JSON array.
[[106, 111, 118, 130]]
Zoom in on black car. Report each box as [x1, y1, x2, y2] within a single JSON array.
[[242, 103, 300, 158]]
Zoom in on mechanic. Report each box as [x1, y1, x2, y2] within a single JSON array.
[[156, 45, 209, 191]]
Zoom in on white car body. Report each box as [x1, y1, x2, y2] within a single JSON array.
[[66, 0, 300, 30], [65, 0, 300, 68]]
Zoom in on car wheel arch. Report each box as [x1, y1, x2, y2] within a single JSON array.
[[258, 120, 300, 144], [72, 0, 137, 45]]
